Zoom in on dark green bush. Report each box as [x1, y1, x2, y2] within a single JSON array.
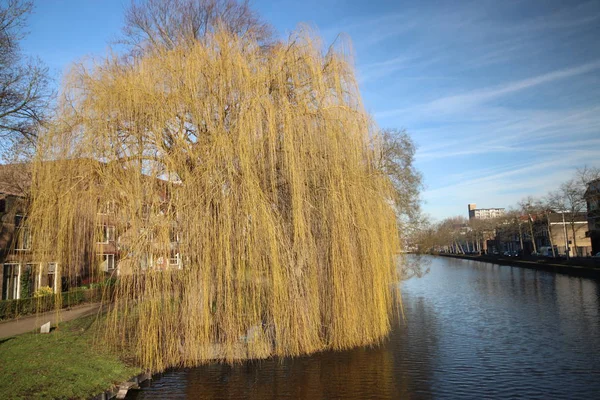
[[0, 286, 114, 320]]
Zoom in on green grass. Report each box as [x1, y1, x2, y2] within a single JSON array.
[[0, 315, 141, 400]]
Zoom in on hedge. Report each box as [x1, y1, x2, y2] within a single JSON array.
[[0, 286, 113, 320]]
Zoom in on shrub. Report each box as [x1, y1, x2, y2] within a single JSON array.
[[33, 286, 54, 298]]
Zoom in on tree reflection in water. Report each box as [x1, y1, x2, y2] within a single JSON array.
[[129, 256, 600, 399]]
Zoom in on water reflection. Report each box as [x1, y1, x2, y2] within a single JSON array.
[[131, 308, 438, 400], [129, 256, 600, 399]]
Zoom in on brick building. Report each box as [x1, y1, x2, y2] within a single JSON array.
[[585, 178, 600, 255], [0, 161, 181, 300]]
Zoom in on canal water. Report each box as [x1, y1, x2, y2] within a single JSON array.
[[128, 256, 600, 399]]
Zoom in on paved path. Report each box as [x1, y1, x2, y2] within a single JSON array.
[[0, 303, 102, 339]]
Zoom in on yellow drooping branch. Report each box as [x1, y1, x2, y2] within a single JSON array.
[[28, 28, 401, 371]]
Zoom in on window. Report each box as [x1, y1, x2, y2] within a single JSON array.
[[2, 264, 20, 300], [169, 251, 179, 267], [97, 225, 115, 243], [170, 228, 179, 243], [140, 253, 152, 270], [20, 264, 33, 298], [48, 262, 58, 293], [98, 200, 116, 215], [26, 263, 42, 295], [99, 254, 115, 271], [15, 215, 31, 250], [48, 263, 56, 274]]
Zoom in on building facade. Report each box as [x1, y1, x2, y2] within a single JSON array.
[[0, 162, 181, 300], [468, 203, 505, 220], [548, 212, 592, 257], [585, 178, 600, 255]]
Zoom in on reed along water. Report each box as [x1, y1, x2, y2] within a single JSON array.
[[128, 255, 600, 399]]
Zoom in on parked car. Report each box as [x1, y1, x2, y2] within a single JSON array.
[[538, 246, 558, 257], [593, 252, 600, 258]]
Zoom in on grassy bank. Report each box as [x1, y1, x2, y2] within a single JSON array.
[[0, 315, 140, 400]]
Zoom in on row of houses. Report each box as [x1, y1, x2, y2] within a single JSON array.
[[487, 212, 591, 257], [465, 178, 600, 257], [0, 162, 182, 300]]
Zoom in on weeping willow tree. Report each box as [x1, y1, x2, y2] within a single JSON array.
[[27, 27, 401, 371]]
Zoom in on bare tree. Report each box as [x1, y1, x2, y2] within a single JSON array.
[[468, 217, 497, 254], [377, 128, 423, 224], [0, 0, 52, 148], [495, 209, 524, 253], [534, 198, 557, 257], [548, 180, 586, 256], [576, 165, 600, 186], [120, 0, 273, 54], [518, 196, 543, 254], [431, 216, 468, 254]]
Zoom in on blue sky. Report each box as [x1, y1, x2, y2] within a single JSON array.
[[20, 0, 600, 220]]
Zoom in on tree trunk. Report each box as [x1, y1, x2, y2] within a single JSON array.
[[547, 221, 556, 257], [571, 223, 578, 257], [528, 219, 537, 253], [518, 223, 524, 252], [455, 240, 465, 254]]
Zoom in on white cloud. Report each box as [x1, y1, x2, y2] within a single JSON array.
[[376, 60, 600, 119]]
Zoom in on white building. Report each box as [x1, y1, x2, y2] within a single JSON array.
[[468, 203, 505, 220]]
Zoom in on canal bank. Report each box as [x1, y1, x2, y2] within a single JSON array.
[[438, 253, 600, 279]]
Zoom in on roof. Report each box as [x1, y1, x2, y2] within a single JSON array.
[[584, 178, 600, 199]]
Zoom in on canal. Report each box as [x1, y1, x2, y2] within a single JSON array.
[[128, 255, 600, 399]]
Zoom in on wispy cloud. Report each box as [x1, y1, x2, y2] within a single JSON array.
[[424, 150, 598, 201], [415, 105, 600, 161], [376, 60, 600, 119]]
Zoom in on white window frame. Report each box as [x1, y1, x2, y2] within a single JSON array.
[[3, 263, 21, 300], [48, 262, 59, 293], [16, 263, 21, 299], [98, 200, 116, 215], [170, 229, 179, 244], [97, 225, 116, 244], [99, 254, 115, 272], [169, 252, 180, 267]]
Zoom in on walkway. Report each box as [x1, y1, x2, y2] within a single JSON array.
[[0, 303, 102, 339]]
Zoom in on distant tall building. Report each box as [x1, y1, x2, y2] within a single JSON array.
[[468, 203, 505, 220]]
